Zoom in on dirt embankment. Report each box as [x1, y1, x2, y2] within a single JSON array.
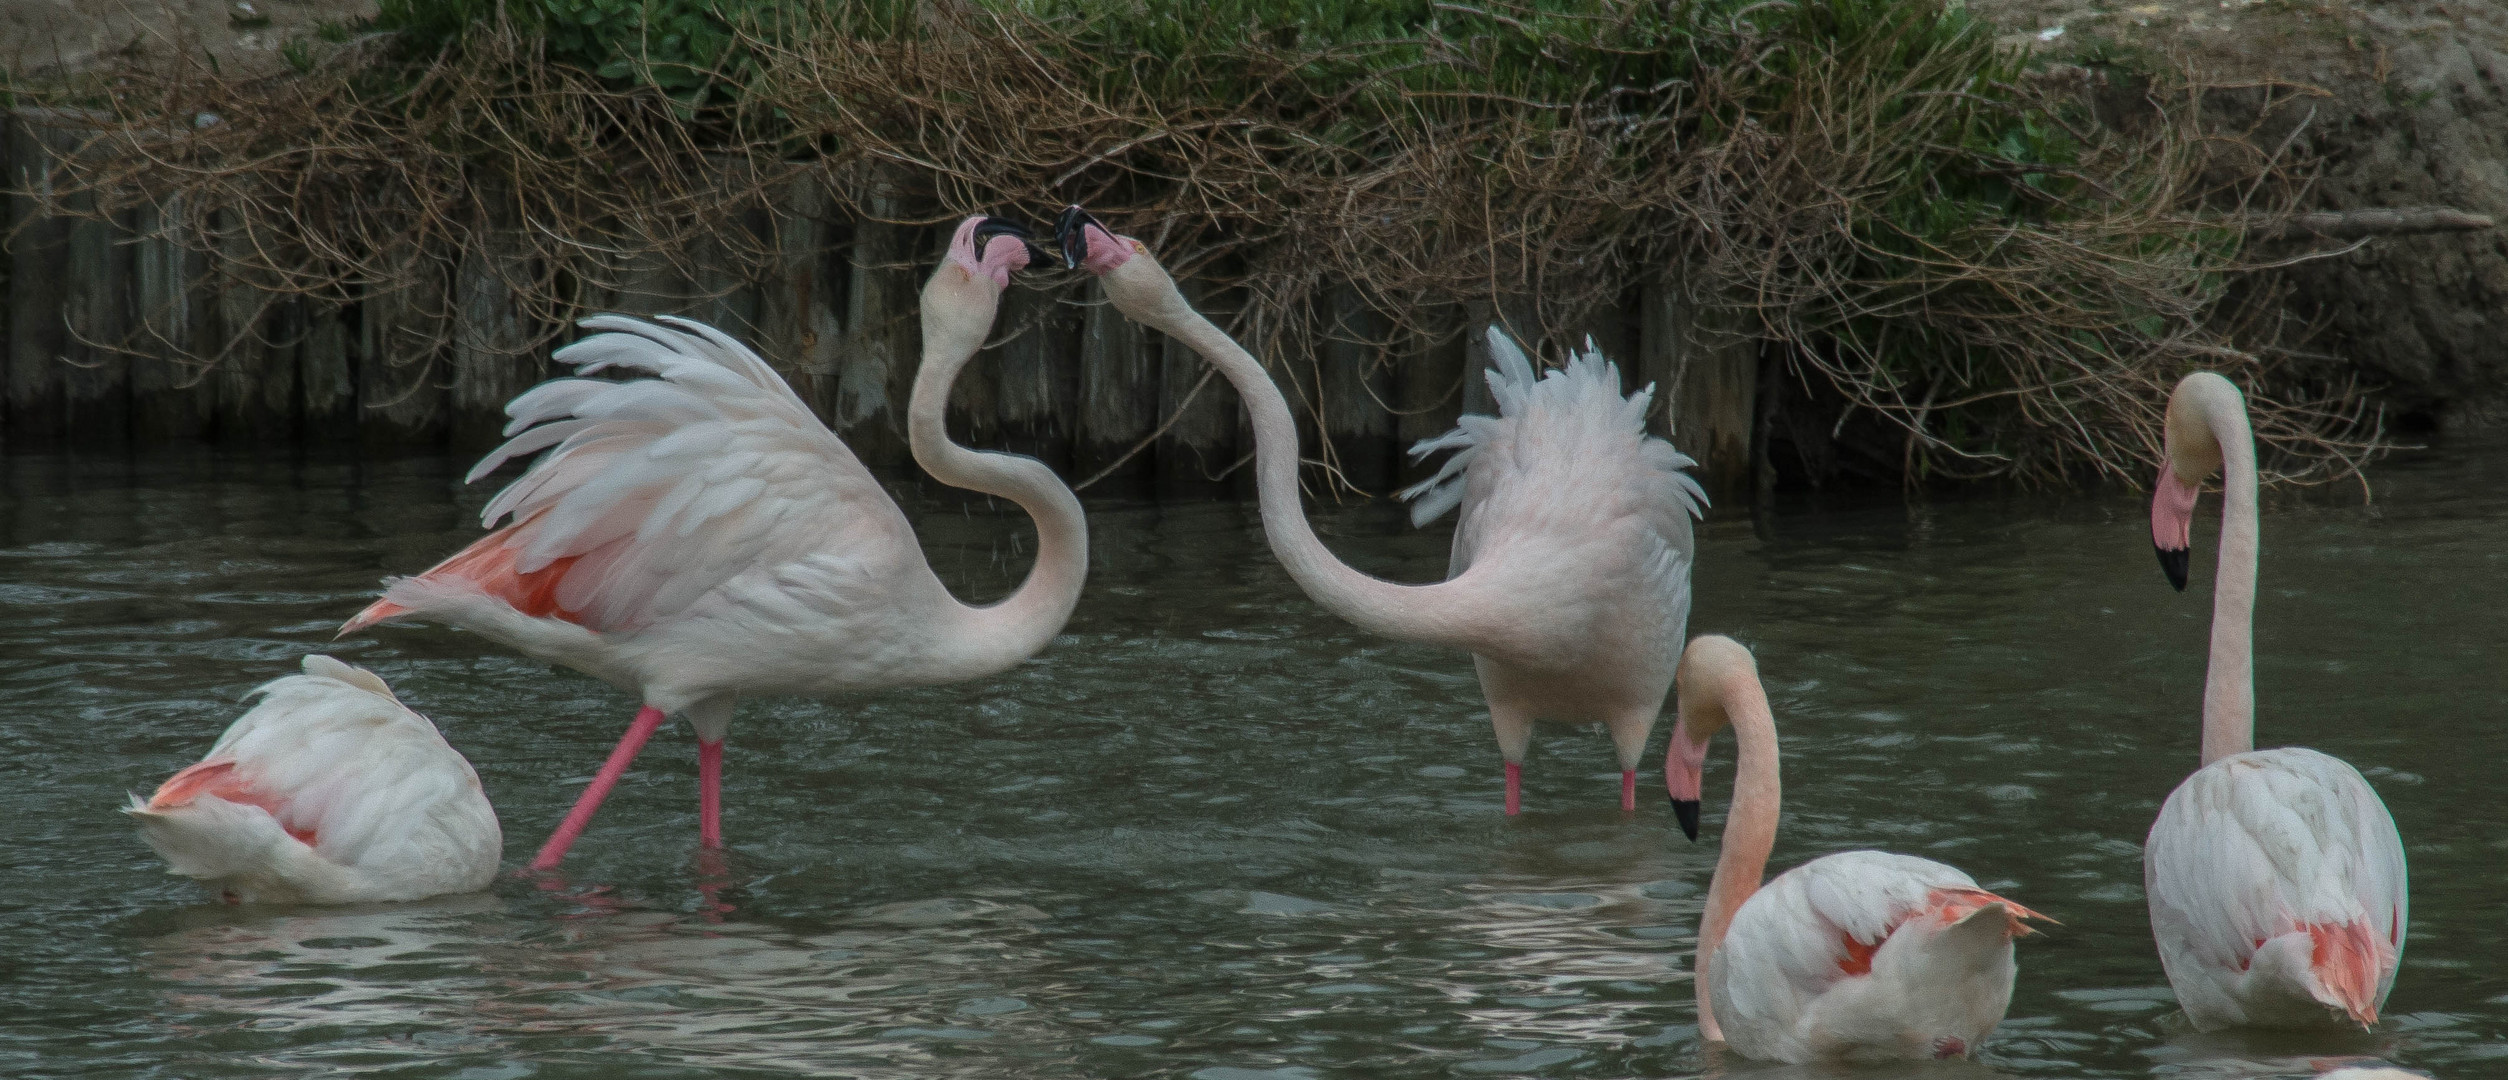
[[4, 0, 374, 81], [1976, 0, 2508, 427]]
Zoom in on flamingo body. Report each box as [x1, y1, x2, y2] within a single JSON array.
[[2145, 746, 2406, 1030], [2140, 371, 2408, 1030], [342, 219, 1082, 868], [1405, 332, 1706, 786], [1710, 851, 2039, 1063], [125, 655, 501, 904]]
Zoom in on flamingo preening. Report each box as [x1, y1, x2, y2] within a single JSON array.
[[1057, 206, 1706, 814], [2141, 371, 2407, 1030], [341, 217, 1084, 870], [1667, 635, 2048, 1063], [125, 655, 501, 904]]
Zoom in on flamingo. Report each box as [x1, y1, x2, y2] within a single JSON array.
[[1666, 634, 2049, 1063], [1056, 207, 1705, 814], [340, 216, 1083, 870], [125, 655, 501, 904], [2141, 371, 2407, 1030]]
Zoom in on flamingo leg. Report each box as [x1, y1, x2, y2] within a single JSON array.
[[531, 705, 666, 871], [1620, 769, 1637, 813], [697, 737, 724, 848], [1504, 761, 1523, 816]]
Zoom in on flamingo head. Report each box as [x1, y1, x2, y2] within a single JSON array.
[[1665, 714, 1710, 841], [2151, 372, 2229, 591], [945, 215, 1044, 289], [1055, 204, 1139, 275]]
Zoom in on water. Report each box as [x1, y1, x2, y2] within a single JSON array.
[[1, 443, 2501, 1079]]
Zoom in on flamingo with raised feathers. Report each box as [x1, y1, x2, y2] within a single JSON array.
[[2141, 371, 2407, 1030], [125, 654, 501, 904], [1056, 206, 1705, 814], [340, 216, 1083, 870], [1666, 635, 2049, 1063]]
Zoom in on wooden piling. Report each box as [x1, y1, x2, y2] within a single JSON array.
[[450, 225, 542, 451], [1075, 276, 1160, 492], [1394, 315, 1469, 486], [1640, 280, 1758, 496], [837, 190, 916, 473], [984, 284, 1081, 473], [210, 209, 300, 442], [130, 197, 216, 441], [299, 298, 357, 442], [356, 243, 450, 448], [5, 112, 73, 446], [1320, 284, 1396, 492], [759, 175, 846, 423], [1154, 276, 1240, 496]]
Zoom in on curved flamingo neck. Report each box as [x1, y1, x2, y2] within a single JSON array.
[[2185, 382, 2258, 766], [906, 272, 1089, 674], [1690, 666, 1781, 1043], [1103, 257, 1464, 646]]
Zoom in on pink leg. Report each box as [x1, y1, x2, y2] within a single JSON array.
[[531, 706, 666, 871], [1504, 761, 1523, 816], [698, 737, 723, 849], [1620, 769, 1637, 813]]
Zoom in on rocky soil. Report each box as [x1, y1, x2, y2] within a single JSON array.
[[4, 0, 375, 82], [1976, 0, 2508, 426]]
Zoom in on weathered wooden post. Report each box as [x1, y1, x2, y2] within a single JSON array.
[[1155, 275, 1240, 496], [759, 173, 845, 423], [1394, 314, 1468, 487], [211, 207, 298, 442], [298, 297, 357, 442], [1639, 280, 1757, 497], [450, 223, 543, 451], [984, 284, 1080, 472], [838, 187, 918, 473], [1076, 276, 1158, 491], [357, 242, 451, 448], [130, 196, 216, 441], [1320, 284, 1396, 492]]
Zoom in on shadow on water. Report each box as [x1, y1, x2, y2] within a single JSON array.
[[0, 441, 2501, 1078]]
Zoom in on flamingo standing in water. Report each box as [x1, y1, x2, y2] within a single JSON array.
[[1666, 635, 2049, 1062], [125, 655, 501, 904], [2141, 371, 2406, 1030], [341, 217, 1084, 870], [1057, 207, 1705, 814]]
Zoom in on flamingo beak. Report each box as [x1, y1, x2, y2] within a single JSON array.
[[971, 217, 1049, 272], [1672, 799, 1701, 841], [2150, 463, 2201, 592], [2156, 546, 2190, 592], [1055, 204, 1105, 270]]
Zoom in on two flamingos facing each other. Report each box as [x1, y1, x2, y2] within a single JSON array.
[[126, 655, 501, 904], [1667, 635, 2050, 1063], [2142, 371, 2407, 1030], [1056, 206, 1707, 815], [340, 216, 1084, 870]]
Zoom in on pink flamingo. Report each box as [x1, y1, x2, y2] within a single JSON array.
[[1057, 207, 1705, 814], [126, 655, 501, 904], [1666, 635, 2049, 1062], [2142, 371, 2407, 1030], [341, 217, 1083, 870]]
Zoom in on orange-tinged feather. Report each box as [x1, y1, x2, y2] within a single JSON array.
[[2308, 921, 2384, 1026], [340, 520, 588, 634], [147, 759, 318, 846], [1832, 887, 2051, 978]]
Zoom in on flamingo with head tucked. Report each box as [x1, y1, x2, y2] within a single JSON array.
[[1056, 206, 1705, 814], [340, 217, 1083, 870], [1667, 635, 2049, 1063], [126, 654, 501, 904], [2140, 371, 2407, 1030]]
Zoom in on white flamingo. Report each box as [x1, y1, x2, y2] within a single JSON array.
[[125, 655, 501, 904], [1057, 207, 1705, 814], [2141, 371, 2406, 1030], [1667, 635, 2048, 1063], [340, 217, 1083, 870]]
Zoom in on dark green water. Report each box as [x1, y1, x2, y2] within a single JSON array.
[[1, 444, 2500, 1079]]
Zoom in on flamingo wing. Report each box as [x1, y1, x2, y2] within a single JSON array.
[[2145, 746, 2407, 1027], [125, 656, 502, 903], [1713, 851, 2044, 1061], [346, 316, 908, 636], [1402, 329, 1705, 584]]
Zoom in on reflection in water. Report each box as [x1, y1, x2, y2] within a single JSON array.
[[2, 445, 2503, 1078]]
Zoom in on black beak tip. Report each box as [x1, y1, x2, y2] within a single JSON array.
[[2155, 545, 2189, 592], [1671, 799, 1700, 841], [1054, 204, 1103, 271]]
